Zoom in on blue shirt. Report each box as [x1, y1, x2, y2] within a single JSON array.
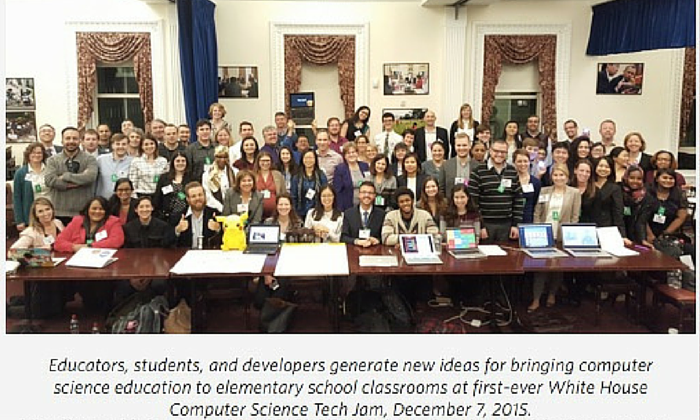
[[95, 154, 133, 199]]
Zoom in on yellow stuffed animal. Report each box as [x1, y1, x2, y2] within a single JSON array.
[[215, 213, 249, 251]]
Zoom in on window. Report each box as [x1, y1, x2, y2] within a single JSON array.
[[678, 97, 695, 170], [94, 62, 144, 133], [490, 92, 540, 138]]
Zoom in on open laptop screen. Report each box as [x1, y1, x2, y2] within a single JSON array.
[[561, 224, 599, 248], [446, 227, 478, 250], [400, 234, 434, 254], [519, 224, 554, 248], [248, 225, 281, 245], [290, 92, 314, 108]]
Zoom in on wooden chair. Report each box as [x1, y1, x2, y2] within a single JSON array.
[[651, 284, 696, 332]]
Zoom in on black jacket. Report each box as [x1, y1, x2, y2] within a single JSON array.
[[170, 205, 223, 249], [414, 126, 449, 162], [340, 205, 386, 244], [123, 217, 176, 248], [596, 182, 626, 238]]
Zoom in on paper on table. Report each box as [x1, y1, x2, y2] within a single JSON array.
[[52, 258, 66, 266], [170, 250, 267, 274], [477, 245, 507, 256], [274, 243, 349, 277], [596, 227, 638, 257], [359, 255, 398, 267], [5, 260, 20, 274], [66, 248, 118, 268]]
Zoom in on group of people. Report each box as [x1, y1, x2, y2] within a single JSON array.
[[10, 101, 692, 320]]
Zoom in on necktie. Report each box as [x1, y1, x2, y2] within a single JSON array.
[[384, 133, 390, 156], [362, 211, 369, 228]]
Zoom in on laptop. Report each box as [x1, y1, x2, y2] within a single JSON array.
[[244, 224, 281, 255], [446, 227, 485, 259], [7, 248, 55, 268], [518, 224, 567, 259], [399, 234, 442, 265], [561, 223, 612, 258], [289, 92, 315, 125]]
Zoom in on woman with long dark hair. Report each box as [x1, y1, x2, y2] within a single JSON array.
[[290, 150, 327, 218], [621, 165, 654, 244], [340, 106, 371, 142], [304, 185, 343, 243], [107, 178, 137, 225], [646, 168, 688, 246]]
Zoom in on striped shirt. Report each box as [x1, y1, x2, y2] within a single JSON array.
[[468, 161, 524, 225]]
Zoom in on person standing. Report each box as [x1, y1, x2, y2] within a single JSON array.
[[13, 143, 50, 232], [414, 110, 449, 162], [373, 112, 403, 160], [95, 134, 133, 199], [37, 124, 62, 157], [44, 127, 98, 225], [333, 142, 369, 211], [185, 120, 216, 181], [158, 124, 186, 163], [315, 129, 344, 183], [449, 103, 479, 158], [468, 139, 524, 242], [438, 132, 472, 200]]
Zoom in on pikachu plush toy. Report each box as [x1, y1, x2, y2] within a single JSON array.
[[215, 213, 249, 251]]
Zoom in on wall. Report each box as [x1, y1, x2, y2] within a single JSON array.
[[465, 1, 685, 154]]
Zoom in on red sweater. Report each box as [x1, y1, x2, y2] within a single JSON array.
[[54, 215, 125, 253]]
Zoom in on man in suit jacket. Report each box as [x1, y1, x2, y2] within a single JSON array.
[[414, 110, 449, 162], [341, 181, 385, 247], [439, 132, 472, 199], [171, 181, 222, 249]]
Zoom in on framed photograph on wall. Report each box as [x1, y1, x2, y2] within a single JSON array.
[[218, 66, 259, 98], [6, 77, 36, 109], [596, 63, 644, 95], [383, 63, 429, 95], [6, 111, 37, 143], [382, 108, 428, 134]]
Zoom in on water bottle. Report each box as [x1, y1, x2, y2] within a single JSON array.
[[91, 322, 100, 334], [69, 314, 80, 334], [667, 270, 682, 289]]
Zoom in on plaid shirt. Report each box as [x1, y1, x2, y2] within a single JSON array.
[[128, 156, 169, 195]]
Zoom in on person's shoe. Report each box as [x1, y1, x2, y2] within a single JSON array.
[[527, 302, 540, 313], [546, 294, 556, 308]]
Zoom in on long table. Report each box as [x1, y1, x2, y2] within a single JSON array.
[[7, 245, 687, 332]]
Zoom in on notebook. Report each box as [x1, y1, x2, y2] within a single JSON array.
[[399, 234, 442, 265], [561, 223, 612, 258], [518, 224, 567, 259], [245, 224, 281, 255], [446, 227, 485, 259]]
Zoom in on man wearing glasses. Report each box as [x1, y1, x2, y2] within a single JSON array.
[[44, 126, 99, 225], [468, 139, 524, 242], [341, 181, 385, 247]]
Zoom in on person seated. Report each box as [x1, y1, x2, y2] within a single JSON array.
[[172, 181, 222, 249], [341, 181, 385, 247], [333, 141, 370, 211], [381, 187, 439, 246], [107, 178, 137, 225], [304, 185, 343, 243], [9, 197, 66, 318], [443, 184, 480, 230], [54, 196, 125, 315], [222, 169, 263, 224], [117, 196, 176, 303], [416, 177, 447, 227]]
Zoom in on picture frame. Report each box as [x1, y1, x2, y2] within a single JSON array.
[[218, 66, 259, 98], [382, 108, 428, 134], [383, 63, 429, 95], [6, 111, 37, 143], [6, 77, 36, 110], [596, 63, 644, 95]]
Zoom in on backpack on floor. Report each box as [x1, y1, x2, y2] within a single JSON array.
[[111, 295, 169, 334]]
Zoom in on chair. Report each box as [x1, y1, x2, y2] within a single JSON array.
[[592, 275, 640, 326], [651, 284, 696, 333]]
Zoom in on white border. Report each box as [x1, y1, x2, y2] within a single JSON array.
[[65, 20, 166, 126], [470, 22, 572, 132], [269, 21, 369, 116]]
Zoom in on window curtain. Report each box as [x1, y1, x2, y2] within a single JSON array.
[[680, 47, 696, 143], [177, 0, 218, 131], [76, 32, 153, 129], [284, 35, 355, 119], [482, 35, 558, 140], [587, 0, 695, 56]]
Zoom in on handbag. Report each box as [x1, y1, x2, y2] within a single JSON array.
[[164, 299, 191, 334]]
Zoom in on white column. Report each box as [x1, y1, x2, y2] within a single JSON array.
[[442, 6, 468, 124], [164, 4, 186, 124]]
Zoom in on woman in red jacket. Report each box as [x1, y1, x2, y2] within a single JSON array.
[[54, 196, 124, 315], [54, 196, 125, 252]]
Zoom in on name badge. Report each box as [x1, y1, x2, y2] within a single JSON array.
[[538, 194, 550, 203], [95, 230, 108, 242], [305, 189, 316, 200], [285, 180, 291, 190], [162, 185, 174, 195], [237, 203, 249, 214], [262, 190, 271, 199], [354, 130, 362, 137], [34, 185, 42, 193], [111, 174, 118, 182], [359, 229, 371, 239], [522, 183, 534, 193], [552, 210, 560, 221], [623, 206, 631, 216], [43, 235, 55, 246], [653, 213, 666, 224], [454, 177, 464, 185], [356, 180, 364, 187], [177, 192, 186, 200], [501, 179, 512, 188], [205, 157, 212, 165], [375, 196, 385, 206], [24, 174, 33, 182], [153, 175, 160, 183]]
